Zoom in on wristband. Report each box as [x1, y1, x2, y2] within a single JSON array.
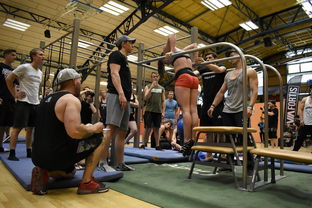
[[210, 104, 215, 109], [247, 104, 253, 110]]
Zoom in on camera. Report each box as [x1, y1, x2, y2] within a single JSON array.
[[85, 91, 95, 97]]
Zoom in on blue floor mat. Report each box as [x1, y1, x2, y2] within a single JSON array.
[[260, 161, 312, 173], [0, 144, 123, 191], [124, 146, 188, 162], [124, 155, 149, 164]]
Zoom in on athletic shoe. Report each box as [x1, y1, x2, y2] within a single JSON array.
[[181, 139, 195, 156], [115, 162, 135, 171], [155, 146, 162, 151], [7, 155, 19, 161], [139, 145, 145, 149], [31, 166, 49, 195], [0, 147, 9, 152], [77, 178, 109, 194], [97, 163, 116, 172]]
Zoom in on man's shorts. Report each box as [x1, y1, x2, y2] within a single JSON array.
[[144, 111, 162, 128], [0, 102, 15, 126], [269, 128, 277, 139], [200, 104, 223, 126], [33, 133, 103, 173], [175, 74, 199, 89], [105, 93, 130, 130], [13, 101, 37, 128]]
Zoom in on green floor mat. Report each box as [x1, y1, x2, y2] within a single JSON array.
[[107, 163, 312, 208]]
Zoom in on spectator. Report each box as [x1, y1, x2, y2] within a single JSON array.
[[0, 49, 17, 152], [98, 35, 136, 172], [6, 48, 43, 161], [141, 72, 165, 150]]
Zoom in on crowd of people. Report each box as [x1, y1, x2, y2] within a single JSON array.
[[0, 33, 311, 196]]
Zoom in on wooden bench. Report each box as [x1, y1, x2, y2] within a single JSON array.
[[188, 126, 257, 188], [249, 148, 312, 191]]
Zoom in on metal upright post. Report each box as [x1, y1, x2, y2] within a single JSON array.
[[265, 64, 284, 176], [135, 43, 144, 148], [190, 27, 198, 61], [93, 62, 101, 123], [40, 41, 45, 49], [263, 61, 269, 182], [69, 18, 80, 69]]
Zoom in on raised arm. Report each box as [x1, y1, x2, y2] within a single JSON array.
[[183, 43, 198, 62]]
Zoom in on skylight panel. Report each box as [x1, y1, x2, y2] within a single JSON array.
[[154, 26, 179, 36], [201, 0, 232, 11], [297, 0, 312, 18]]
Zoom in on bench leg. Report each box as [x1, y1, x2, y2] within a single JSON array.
[[229, 135, 241, 166], [271, 157, 276, 183], [250, 156, 260, 191], [228, 156, 238, 188], [188, 151, 199, 179]]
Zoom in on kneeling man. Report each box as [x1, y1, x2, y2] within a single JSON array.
[[31, 68, 109, 195]]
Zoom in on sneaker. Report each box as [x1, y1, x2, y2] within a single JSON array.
[[97, 163, 116, 172], [182, 140, 195, 156], [0, 147, 9, 152], [31, 166, 49, 195], [115, 163, 135, 171], [77, 178, 109, 194], [155, 146, 162, 151], [139, 145, 145, 149], [7, 155, 19, 161]]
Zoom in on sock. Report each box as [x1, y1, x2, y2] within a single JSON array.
[[27, 148, 32, 157], [9, 149, 15, 157]]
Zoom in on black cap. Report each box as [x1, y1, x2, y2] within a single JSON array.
[[115, 35, 136, 47]]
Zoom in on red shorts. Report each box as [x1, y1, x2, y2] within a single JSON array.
[[175, 73, 199, 89]]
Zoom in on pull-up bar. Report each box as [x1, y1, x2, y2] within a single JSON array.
[[137, 42, 244, 65]]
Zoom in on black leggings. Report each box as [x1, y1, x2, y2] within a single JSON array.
[[293, 125, 312, 151]]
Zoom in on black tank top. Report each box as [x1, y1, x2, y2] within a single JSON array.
[[32, 91, 78, 168]]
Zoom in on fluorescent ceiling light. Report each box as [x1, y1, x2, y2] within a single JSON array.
[[100, 1, 129, 16], [239, 21, 259, 31], [297, 0, 312, 18], [3, 18, 30, 31], [201, 0, 232, 11], [154, 26, 179, 36], [100, 81, 108, 85], [127, 55, 138, 62]]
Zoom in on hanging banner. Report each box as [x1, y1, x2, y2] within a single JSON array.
[[285, 75, 302, 124]]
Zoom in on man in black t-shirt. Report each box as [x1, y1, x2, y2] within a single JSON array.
[[194, 52, 226, 159], [194, 52, 226, 126], [0, 49, 17, 152], [98, 35, 136, 172], [267, 100, 279, 147]]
